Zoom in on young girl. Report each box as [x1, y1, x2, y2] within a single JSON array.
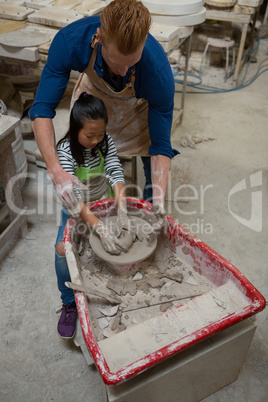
[[55, 92, 134, 340]]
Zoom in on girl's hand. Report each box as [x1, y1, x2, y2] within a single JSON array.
[[93, 221, 128, 255]]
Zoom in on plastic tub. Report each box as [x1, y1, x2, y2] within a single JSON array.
[[64, 197, 266, 385]]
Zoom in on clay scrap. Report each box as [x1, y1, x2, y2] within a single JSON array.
[[76, 238, 214, 342], [98, 281, 249, 373]]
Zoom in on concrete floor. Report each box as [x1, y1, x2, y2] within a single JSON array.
[[0, 49, 268, 401]]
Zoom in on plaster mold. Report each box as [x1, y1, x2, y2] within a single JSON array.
[[141, 0, 203, 16], [152, 7, 206, 27]]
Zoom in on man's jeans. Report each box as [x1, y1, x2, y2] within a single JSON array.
[[141, 156, 152, 203]]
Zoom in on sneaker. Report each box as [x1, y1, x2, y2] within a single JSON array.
[[57, 301, 77, 340]]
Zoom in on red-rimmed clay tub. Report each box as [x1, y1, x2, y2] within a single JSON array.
[[64, 197, 266, 386]]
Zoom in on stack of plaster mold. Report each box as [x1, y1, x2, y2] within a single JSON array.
[[237, 0, 263, 6], [204, 0, 263, 11], [0, 24, 57, 62], [105, 0, 206, 26], [140, 0, 206, 26], [27, 0, 106, 27], [72, 0, 106, 17], [0, 2, 35, 21], [236, 0, 264, 7], [0, 81, 28, 188], [25, 0, 54, 9], [0, 74, 41, 137], [26, 0, 84, 28], [0, 76, 24, 126], [149, 23, 193, 54], [205, 0, 236, 8]]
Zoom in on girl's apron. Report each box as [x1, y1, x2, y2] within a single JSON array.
[[71, 42, 151, 156], [75, 149, 114, 203]]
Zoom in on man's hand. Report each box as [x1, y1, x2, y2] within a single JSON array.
[[93, 221, 128, 255], [50, 168, 87, 217], [116, 203, 143, 242], [116, 206, 135, 239], [146, 203, 166, 239], [31, 118, 87, 217]]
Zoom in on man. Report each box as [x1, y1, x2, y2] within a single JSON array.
[[29, 0, 179, 233]]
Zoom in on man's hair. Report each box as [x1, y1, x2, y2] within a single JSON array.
[[100, 0, 151, 55]]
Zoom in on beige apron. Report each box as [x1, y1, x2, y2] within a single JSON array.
[[71, 42, 151, 156]]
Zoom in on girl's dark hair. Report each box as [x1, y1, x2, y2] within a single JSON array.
[[57, 92, 108, 166]]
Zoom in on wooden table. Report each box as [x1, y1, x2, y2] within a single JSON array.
[[206, 7, 259, 86], [0, 115, 28, 248], [171, 30, 193, 127]]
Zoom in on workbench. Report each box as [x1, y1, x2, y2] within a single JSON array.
[[0, 115, 28, 248], [170, 27, 193, 128], [105, 319, 256, 402], [205, 6, 260, 86], [73, 318, 256, 401]]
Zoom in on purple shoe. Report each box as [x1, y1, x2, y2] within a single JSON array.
[[57, 301, 77, 340]]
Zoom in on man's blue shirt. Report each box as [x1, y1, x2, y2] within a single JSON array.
[[29, 16, 179, 158]]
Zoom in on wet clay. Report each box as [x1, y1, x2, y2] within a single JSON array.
[[89, 215, 157, 266], [119, 229, 133, 249]]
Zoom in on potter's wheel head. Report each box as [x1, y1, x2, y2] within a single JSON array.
[[89, 216, 157, 269]]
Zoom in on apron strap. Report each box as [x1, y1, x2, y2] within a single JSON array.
[[85, 41, 136, 93]]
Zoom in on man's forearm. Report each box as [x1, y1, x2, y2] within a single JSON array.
[[32, 118, 84, 214], [151, 154, 171, 206], [31, 117, 61, 175], [113, 182, 127, 209]]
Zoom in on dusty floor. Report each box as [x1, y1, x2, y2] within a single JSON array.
[[1, 43, 268, 401]]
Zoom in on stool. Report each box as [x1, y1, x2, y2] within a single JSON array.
[[200, 37, 236, 82]]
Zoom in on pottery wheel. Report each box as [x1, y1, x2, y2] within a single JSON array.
[[89, 216, 157, 265], [0, 30, 51, 48]]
